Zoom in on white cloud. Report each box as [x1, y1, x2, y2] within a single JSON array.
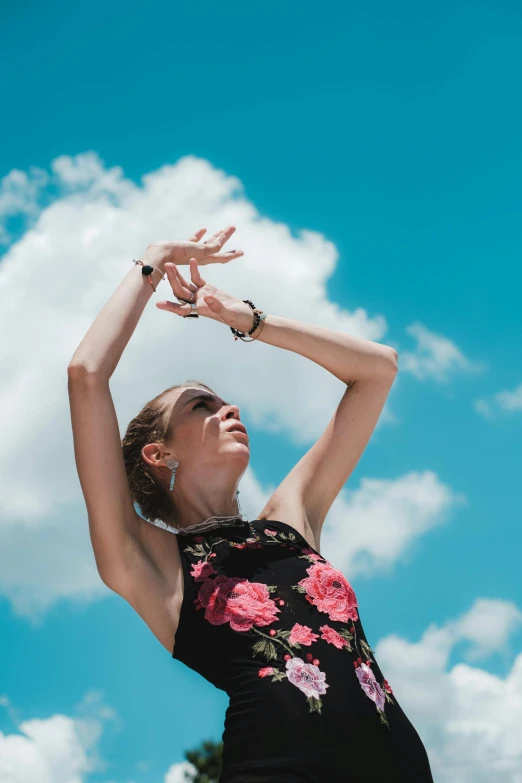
[[0, 167, 49, 244], [474, 381, 522, 419], [0, 151, 401, 619], [164, 760, 197, 783], [321, 469, 466, 578], [0, 691, 114, 783], [375, 597, 522, 783], [399, 322, 486, 383]]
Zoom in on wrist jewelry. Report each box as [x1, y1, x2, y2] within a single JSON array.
[[133, 259, 166, 293], [132, 260, 267, 341], [230, 300, 267, 342]]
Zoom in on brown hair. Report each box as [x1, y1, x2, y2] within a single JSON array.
[[121, 379, 216, 526]]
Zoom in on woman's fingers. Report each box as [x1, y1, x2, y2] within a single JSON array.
[[200, 249, 244, 265], [174, 264, 199, 292], [187, 228, 207, 242], [200, 225, 237, 256], [155, 299, 193, 316], [188, 258, 207, 287], [165, 262, 195, 301]]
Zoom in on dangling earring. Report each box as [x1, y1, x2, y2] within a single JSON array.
[[166, 459, 179, 491], [236, 488, 242, 516]]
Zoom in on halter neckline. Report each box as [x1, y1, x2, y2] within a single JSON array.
[[149, 515, 249, 536]]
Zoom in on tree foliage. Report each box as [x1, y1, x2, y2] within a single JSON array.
[[183, 737, 223, 783]]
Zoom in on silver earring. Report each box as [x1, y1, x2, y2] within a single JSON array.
[[166, 459, 179, 491]]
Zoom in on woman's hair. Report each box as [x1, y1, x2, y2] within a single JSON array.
[[122, 379, 216, 526]]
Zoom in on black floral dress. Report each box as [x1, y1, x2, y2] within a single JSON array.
[[169, 517, 434, 783]]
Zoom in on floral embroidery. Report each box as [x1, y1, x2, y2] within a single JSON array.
[[181, 523, 395, 723], [196, 574, 280, 631], [319, 624, 352, 650], [383, 679, 394, 695], [288, 623, 319, 646], [230, 536, 263, 550], [295, 560, 359, 623], [285, 656, 329, 713], [355, 661, 390, 728], [190, 560, 217, 582], [301, 547, 323, 561]]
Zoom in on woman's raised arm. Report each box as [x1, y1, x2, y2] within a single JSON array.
[[67, 227, 242, 592]]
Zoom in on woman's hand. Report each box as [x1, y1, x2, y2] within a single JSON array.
[[156, 258, 257, 333], [142, 226, 243, 267]]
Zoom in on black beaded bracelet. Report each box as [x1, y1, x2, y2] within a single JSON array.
[[230, 300, 266, 342]]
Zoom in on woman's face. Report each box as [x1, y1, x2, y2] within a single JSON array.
[[165, 386, 250, 471]]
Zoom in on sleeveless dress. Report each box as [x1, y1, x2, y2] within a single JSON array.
[[167, 516, 434, 783]]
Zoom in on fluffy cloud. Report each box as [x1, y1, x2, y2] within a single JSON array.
[[474, 381, 522, 419], [399, 322, 486, 383], [0, 151, 399, 619], [0, 166, 49, 244], [0, 691, 113, 783], [375, 597, 522, 783], [320, 469, 466, 577], [164, 760, 197, 783]]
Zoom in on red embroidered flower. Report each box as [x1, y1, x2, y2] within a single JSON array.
[[383, 679, 394, 694], [319, 624, 350, 649], [258, 666, 274, 677], [190, 560, 217, 582], [289, 623, 319, 646], [285, 656, 329, 699], [197, 575, 280, 631], [298, 562, 359, 622], [355, 662, 386, 711], [264, 529, 278, 536]]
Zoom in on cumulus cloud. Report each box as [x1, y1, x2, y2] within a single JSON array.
[[399, 322, 486, 383], [0, 690, 114, 783], [164, 760, 197, 783], [0, 151, 403, 619], [320, 469, 466, 577], [375, 597, 522, 783], [474, 381, 522, 419], [0, 166, 50, 244]]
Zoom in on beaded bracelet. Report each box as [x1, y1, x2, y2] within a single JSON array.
[[133, 259, 166, 293], [230, 300, 267, 342]]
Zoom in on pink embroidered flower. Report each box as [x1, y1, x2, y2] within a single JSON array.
[[289, 623, 319, 646], [258, 666, 274, 677], [298, 562, 359, 622], [302, 548, 323, 561], [197, 575, 280, 631], [190, 560, 216, 582], [319, 624, 349, 649], [285, 656, 329, 699], [355, 662, 386, 711], [264, 529, 278, 536]]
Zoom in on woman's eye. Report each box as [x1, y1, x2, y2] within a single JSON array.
[[194, 401, 208, 409]]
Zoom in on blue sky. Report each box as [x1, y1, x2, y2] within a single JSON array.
[[1, 1, 521, 781]]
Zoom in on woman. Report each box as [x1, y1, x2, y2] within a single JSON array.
[[68, 225, 434, 783]]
